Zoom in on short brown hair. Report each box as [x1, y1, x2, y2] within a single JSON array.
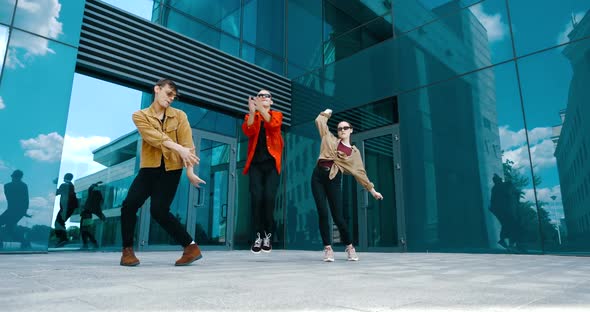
[[155, 78, 178, 94]]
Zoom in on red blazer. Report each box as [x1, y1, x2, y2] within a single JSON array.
[[242, 110, 284, 175]]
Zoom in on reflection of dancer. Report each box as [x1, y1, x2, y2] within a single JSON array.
[[54, 173, 78, 247], [489, 174, 520, 250], [80, 182, 106, 249], [242, 89, 284, 254], [312, 109, 383, 262], [120, 78, 206, 267], [0, 170, 31, 249]]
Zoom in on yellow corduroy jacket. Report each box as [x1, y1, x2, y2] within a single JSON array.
[[315, 112, 375, 191], [132, 105, 194, 171]]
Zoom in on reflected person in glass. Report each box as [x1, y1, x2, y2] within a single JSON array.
[[54, 173, 78, 247], [80, 182, 106, 250], [242, 89, 284, 254], [0, 170, 32, 249], [119, 78, 206, 267], [312, 109, 383, 262]]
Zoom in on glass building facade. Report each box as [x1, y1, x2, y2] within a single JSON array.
[[0, 0, 589, 255]]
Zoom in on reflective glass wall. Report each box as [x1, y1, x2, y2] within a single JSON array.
[[0, 0, 85, 252], [287, 0, 590, 254]]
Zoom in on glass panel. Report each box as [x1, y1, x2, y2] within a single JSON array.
[[51, 74, 140, 250], [283, 129, 322, 249], [0, 30, 77, 253], [324, 0, 391, 43], [243, 0, 285, 57], [166, 0, 241, 37], [13, 0, 85, 46], [393, 0, 513, 94], [241, 43, 285, 75], [287, 62, 308, 79], [160, 7, 240, 57], [518, 38, 590, 253], [192, 138, 231, 245], [394, 0, 482, 34], [508, 0, 590, 57], [287, 0, 323, 71], [362, 135, 397, 248], [398, 61, 541, 252], [324, 14, 393, 65], [0, 0, 16, 25], [0, 25, 8, 73]]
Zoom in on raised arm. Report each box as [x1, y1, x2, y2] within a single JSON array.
[[315, 109, 334, 138]]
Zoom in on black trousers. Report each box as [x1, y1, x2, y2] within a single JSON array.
[[249, 160, 280, 235], [120, 164, 192, 248], [54, 205, 70, 242], [311, 165, 352, 246]]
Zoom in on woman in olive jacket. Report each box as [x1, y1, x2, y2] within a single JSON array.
[[312, 109, 383, 262]]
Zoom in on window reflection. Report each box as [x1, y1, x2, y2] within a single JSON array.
[[243, 0, 285, 57], [0, 25, 8, 73], [166, 0, 241, 37], [13, 0, 85, 47], [509, 0, 590, 57], [0, 30, 77, 253], [50, 74, 140, 250], [0, 0, 16, 25], [518, 34, 590, 252]]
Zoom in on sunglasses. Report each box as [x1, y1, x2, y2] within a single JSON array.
[[257, 93, 272, 99], [337, 126, 352, 131], [162, 90, 177, 101]]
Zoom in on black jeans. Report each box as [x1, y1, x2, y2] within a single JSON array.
[[311, 165, 351, 246], [249, 159, 280, 235], [120, 164, 192, 248]]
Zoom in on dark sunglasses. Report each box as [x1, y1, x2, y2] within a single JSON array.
[[257, 93, 272, 99], [166, 91, 177, 100], [337, 126, 352, 131]]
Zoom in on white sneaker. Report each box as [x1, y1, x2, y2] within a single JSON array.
[[262, 232, 272, 253], [251, 233, 262, 253], [346, 246, 359, 261], [323, 247, 334, 262]]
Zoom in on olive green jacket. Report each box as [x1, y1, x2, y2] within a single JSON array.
[[315, 112, 374, 191]]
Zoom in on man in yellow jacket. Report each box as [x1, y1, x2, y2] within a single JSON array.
[[119, 78, 205, 267]]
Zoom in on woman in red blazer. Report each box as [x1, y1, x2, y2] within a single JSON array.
[[241, 89, 284, 254]]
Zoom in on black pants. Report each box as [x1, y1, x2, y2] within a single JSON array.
[[54, 205, 71, 242], [120, 164, 192, 248], [80, 221, 98, 247], [311, 165, 351, 246], [249, 160, 280, 235]]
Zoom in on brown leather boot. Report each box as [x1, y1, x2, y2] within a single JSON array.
[[120, 247, 140, 266], [175, 244, 203, 266]]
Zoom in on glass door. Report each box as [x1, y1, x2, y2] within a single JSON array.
[[188, 130, 237, 250], [342, 125, 406, 252]]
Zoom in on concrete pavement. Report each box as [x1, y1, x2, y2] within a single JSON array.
[[1, 250, 589, 311]]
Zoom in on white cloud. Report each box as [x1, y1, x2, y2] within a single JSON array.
[[5, 0, 63, 68], [0, 96, 5, 110], [499, 126, 553, 150], [500, 126, 556, 172], [522, 185, 564, 220], [21, 192, 56, 227], [556, 11, 586, 45], [20, 132, 64, 162], [469, 4, 508, 42], [58, 134, 111, 180], [0, 183, 5, 203]]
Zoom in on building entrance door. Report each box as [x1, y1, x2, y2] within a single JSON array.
[[342, 125, 406, 252], [188, 130, 237, 250]]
